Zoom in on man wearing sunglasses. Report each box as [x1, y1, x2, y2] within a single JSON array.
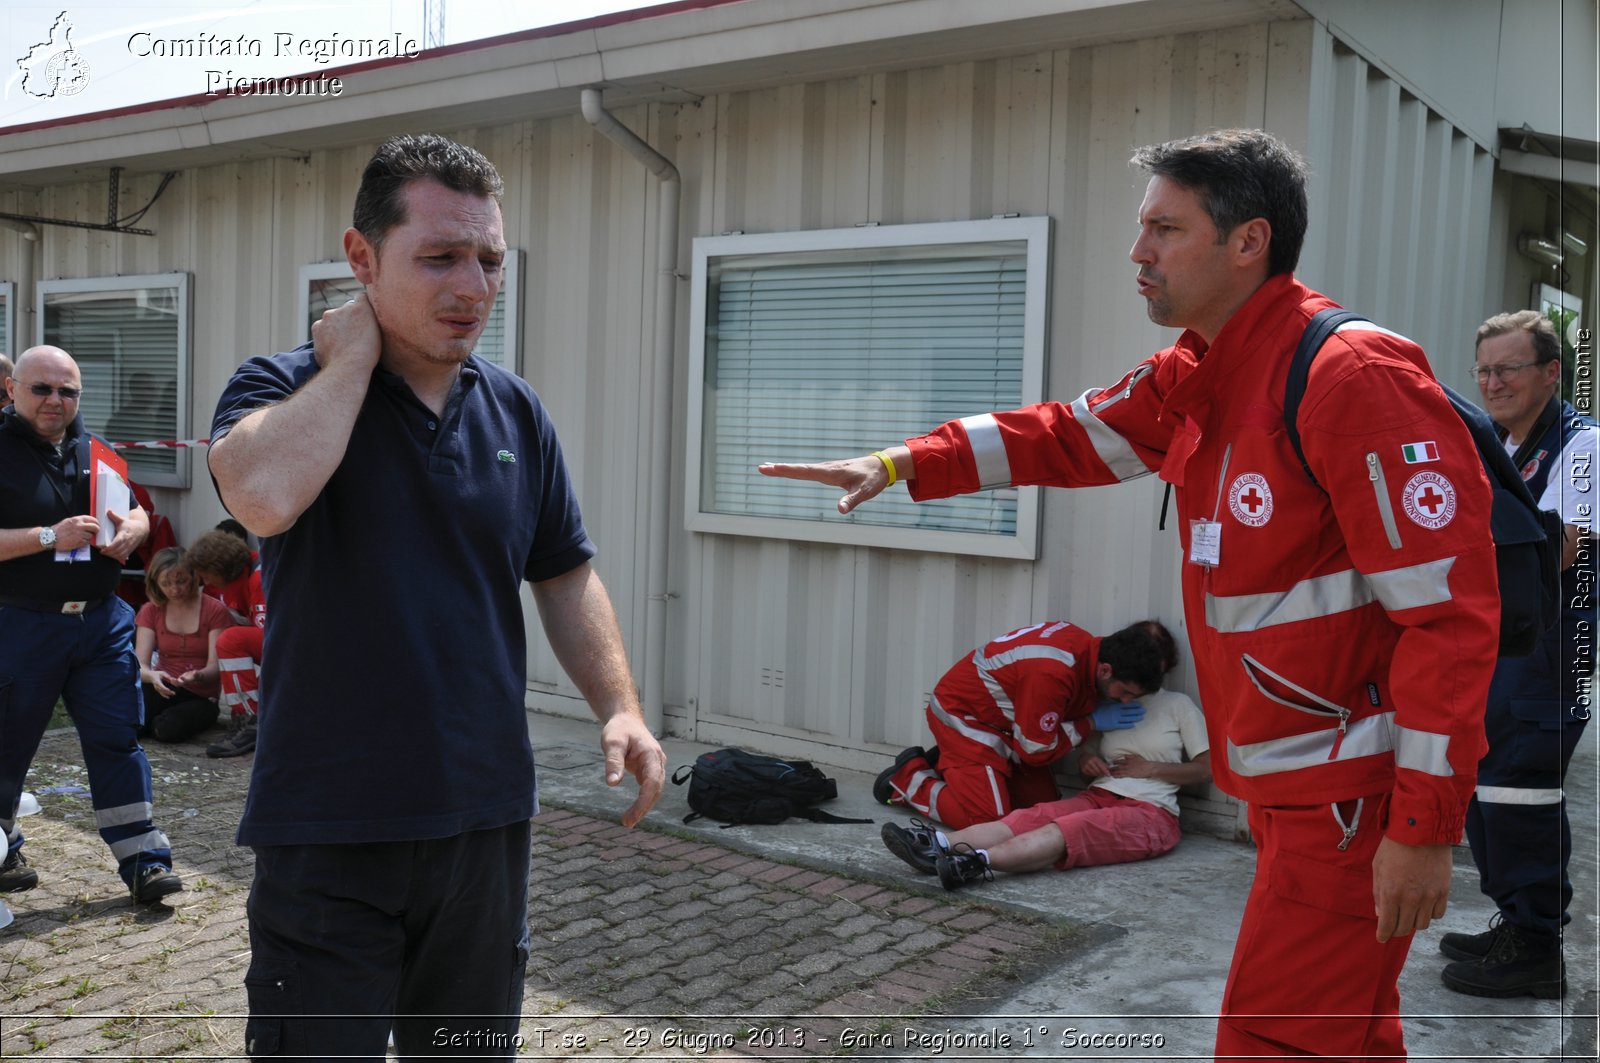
[[0, 345, 184, 905], [1439, 311, 1597, 998]]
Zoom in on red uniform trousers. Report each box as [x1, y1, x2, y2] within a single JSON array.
[[893, 716, 1061, 829], [1216, 793, 1410, 1062], [217, 625, 263, 721], [1001, 788, 1181, 868]]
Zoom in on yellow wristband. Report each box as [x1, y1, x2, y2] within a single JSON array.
[[872, 450, 898, 487]]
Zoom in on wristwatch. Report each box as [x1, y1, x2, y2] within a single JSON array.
[[38, 525, 56, 549]]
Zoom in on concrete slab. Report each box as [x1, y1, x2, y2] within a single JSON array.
[[532, 710, 1598, 1060]]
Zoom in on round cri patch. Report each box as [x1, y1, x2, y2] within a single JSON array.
[[1227, 473, 1274, 527], [1039, 711, 1061, 733], [1402, 470, 1457, 529]]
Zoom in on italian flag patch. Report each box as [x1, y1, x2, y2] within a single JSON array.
[[1401, 441, 1439, 464]]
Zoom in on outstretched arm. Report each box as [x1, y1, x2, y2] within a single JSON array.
[[530, 561, 667, 827], [757, 445, 913, 515]]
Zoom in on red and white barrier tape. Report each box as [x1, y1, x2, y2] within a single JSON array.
[[110, 439, 211, 449]]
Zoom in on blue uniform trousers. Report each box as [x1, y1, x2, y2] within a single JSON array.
[[0, 596, 172, 886], [1464, 634, 1589, 941]]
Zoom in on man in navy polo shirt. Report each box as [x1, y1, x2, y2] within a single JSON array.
[[209, 134, 666, 1058]]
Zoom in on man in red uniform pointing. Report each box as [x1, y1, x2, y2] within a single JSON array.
[[761, 129, 1497, 1060]]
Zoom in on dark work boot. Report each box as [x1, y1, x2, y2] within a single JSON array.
[[872, 746, 930, 806], [1440, 922, 1565, 999], [1439, 913, 1507, 962], [0, 848, 38, 893]]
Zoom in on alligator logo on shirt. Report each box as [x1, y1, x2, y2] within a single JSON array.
[[496, 450, 517, 463]]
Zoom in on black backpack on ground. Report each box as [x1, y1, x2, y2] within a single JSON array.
[[1284, 308, 1563, 657], [671, 747, 872, 827]]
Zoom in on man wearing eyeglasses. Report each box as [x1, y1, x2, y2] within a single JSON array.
[[0, 345, 183, 905], [1439, 311, 1596, 998]]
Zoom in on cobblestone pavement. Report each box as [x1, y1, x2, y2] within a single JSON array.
[[0, 729, 1087, 1060]]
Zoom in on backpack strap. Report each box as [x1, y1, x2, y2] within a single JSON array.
[[1284, 308, 1369, 491], [794, 807, 874, 825]]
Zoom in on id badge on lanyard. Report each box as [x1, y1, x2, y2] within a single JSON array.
[[1188, 442, 1233, 569], [1189, 519, 1221, 566]]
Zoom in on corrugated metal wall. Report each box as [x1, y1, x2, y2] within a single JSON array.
[[0, 15, 1496, 809], [1298, 32, 1495, 380]]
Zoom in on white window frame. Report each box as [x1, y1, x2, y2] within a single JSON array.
[[36, 272, 192, 488], [297, 252, 523, 373], [686, 217, 1049, 560], [0, 282, 15, 369]]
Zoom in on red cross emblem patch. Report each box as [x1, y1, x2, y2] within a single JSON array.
[[1402, 470, 1457, 529], [1228, 472, 1273, 527]]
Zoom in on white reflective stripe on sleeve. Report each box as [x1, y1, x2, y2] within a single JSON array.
[[110, 829, 171, 861], [959, 414, 1012, 489], [1207, 568, 1374, 633], [1227, 712, 1396, 777], [928, 695, 1017, 762], [976, 670, 1016, 722], [1394, 725, 1455, 778], [219, 656, 254, 671], [1367, 557, 1455, 613], [1475, 784, 1564, 805], [1068, 390, 1151, 482], [94, 802, 154, 829], [974, 644, 1077, 672], [1014, 727, 1059, 757], [1333, 320, 1413, 342]]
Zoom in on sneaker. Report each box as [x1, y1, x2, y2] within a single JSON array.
[[206, 716, 257, 758], [873, 746, 929, 806], [881, 818, 945, 875], [1439, 913, 1507, 962], [131, 865, 184, 904], [934, 844, 992, 891], [0, 848, 38, 893], [1440, 921, 1565, 999]]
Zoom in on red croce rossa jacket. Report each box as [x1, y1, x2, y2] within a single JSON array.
[[931, 620, 1103, 766], [905, 274, 1497, 846]]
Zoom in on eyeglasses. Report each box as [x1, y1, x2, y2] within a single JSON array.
[[1470, 361, 1543, 384], [21, 382, 83, 400]]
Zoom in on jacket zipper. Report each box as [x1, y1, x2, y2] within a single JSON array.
[[1240, 653, 1352, 759], [1095, 363, 1155, 413], [1367, 452, 1403, 549]]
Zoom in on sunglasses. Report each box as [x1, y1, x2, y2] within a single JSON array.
[[22, 383, 83, 400]]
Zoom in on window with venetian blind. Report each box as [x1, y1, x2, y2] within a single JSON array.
[[37, 274, 192, 488], [687, 217, 1049, 559]]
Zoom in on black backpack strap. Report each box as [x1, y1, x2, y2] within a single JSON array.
[[794, 807, 874, 825], [1284, 308, 1369, 491]]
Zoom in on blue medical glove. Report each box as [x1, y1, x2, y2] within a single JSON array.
[[1090, 701, 1145, 732]]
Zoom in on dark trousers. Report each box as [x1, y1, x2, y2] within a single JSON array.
[[1465, 639, 1589, 940], [244, 821, 532, 1060], [0, 597, 171, 886], [140, 684, 218, 742]]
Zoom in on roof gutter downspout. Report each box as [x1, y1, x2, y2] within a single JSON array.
[[580, 87, 680, 737]]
